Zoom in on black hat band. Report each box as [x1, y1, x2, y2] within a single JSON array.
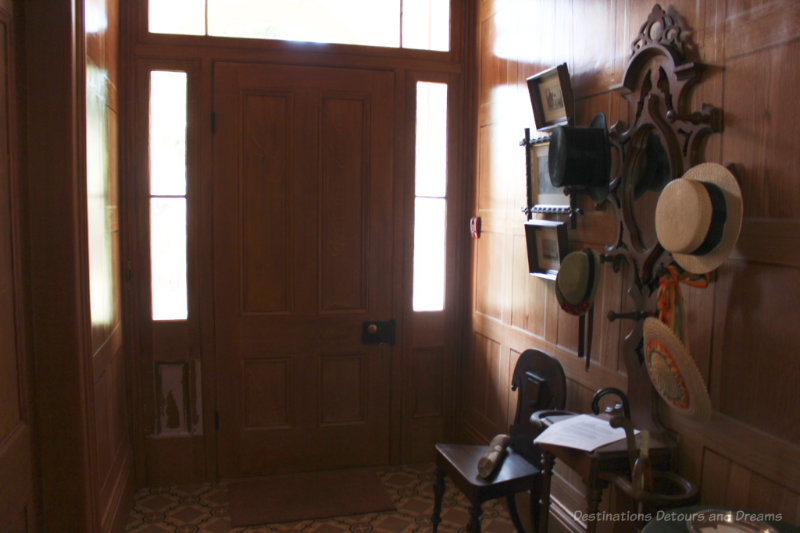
[[690, 182, 727, 257]]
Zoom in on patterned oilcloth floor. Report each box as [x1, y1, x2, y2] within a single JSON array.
[[125, 463, 517, 532]]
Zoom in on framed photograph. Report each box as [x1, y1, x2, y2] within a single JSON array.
[[524, 219, 568, 280], [527, 63, 574, 132], [526, 141, 570, 211]]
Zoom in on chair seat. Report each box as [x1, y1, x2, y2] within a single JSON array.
[[435, 443, 539, 501], [433, 443, 540, 532]]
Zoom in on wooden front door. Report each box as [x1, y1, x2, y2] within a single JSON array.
[[213, 62, 396, 477]]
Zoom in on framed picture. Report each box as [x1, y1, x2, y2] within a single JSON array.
[[526, 141, 570, 211], [154, 360, 203, 436], [527, 63, 574, 132], [524, 219, 568, 280]]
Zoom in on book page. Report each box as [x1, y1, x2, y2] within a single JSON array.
[[533, 414, 637, 452]]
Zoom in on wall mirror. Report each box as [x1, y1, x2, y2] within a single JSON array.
[[610, 4, 722, 267], [619, 124, 671, 253]]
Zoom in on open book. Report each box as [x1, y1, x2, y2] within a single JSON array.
[[533, 414, 638, 452]]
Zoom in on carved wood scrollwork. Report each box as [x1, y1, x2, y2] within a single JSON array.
[[607, 4, 723, 438], [611, 3, 723, 279], [614, 4, 721, 176]]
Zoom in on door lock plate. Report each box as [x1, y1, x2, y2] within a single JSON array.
[[362, 319, 396, 345]]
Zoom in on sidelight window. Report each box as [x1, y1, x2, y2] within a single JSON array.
[[148, 0, 450, 52], [149, 71, 189, 321], [412, 81, 447, 312]]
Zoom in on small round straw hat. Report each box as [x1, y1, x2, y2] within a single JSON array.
[[555, 249, 601, 315], [655, 162, 743, 274], [643, 317, 712, 423]]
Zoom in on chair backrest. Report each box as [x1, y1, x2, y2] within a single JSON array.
[[508, 349, 566, 462]]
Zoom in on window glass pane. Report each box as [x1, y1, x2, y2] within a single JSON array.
[[413, 198, 446, 311], [150, 71, 187, 196], [207, 0, 400, 48], [151, 198, 188, 320], [415, 82, 447, 198], [148, 0, 449, 51], [149, 0, 205, 35], [402, 0, 449, 51]]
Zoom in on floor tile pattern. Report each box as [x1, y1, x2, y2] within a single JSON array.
[[125, 464, 516, 532]]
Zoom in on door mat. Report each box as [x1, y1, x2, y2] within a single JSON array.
[[228, 468, 395, 527]]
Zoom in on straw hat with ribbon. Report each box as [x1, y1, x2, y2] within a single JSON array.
[[556, 249, 602, 371], [643, 265, 713, 422], [655, 162, 743, 274]]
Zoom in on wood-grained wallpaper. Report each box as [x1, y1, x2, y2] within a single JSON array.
[[468, 1, 800, 530]]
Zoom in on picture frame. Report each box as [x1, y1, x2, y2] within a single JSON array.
[[524, 219, 568, 280], [527, 63, 574, 132], [526, 140, 570, 212]]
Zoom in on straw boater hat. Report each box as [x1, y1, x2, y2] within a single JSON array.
[[643, 317, 712, 423], [655, 162, 743, 274]]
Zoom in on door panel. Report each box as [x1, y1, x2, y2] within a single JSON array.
[[240, 91, 293, 314], [213, 62, 395, 477], [0, 11, 36, 533]]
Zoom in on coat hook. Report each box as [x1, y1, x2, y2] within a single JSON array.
[[607, 310, 654, 322], [599, 253, 628, 273]]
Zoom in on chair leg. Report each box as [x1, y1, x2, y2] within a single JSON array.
[[529, 488, 540, 533], [432, 467, 445, 533], [505, 494, 527, 533], [467, 504, 482, 533]]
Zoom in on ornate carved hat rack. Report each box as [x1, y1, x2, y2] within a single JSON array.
[[606, 4, 723, 436]]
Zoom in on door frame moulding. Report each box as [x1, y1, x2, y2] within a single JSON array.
[[120, 0, 474, 481]]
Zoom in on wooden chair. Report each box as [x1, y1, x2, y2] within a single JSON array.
[[431, 349, 566, 533]]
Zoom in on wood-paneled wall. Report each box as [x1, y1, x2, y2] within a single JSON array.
[[85, 0, 134, 530], [22, 0, 133, 530], [469, 1, 800, 530]]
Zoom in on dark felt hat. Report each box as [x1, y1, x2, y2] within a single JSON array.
[[548, 113, 611, 204]]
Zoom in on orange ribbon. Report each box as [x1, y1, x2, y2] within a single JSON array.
[[656, 264, 709, 348]]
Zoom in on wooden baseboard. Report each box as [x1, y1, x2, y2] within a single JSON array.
[[548, 494, 586, 533], [102, 450, 135, 533]]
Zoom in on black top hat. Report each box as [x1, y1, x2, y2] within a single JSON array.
[[548, 113, 611, 204]]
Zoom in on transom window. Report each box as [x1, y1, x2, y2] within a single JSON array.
[[148, 0, 450, 51]]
